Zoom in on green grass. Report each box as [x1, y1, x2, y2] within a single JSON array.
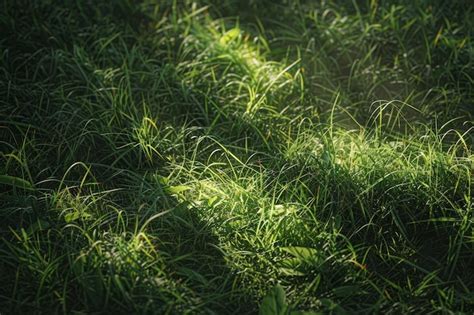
[[1, 0, 473, 313]]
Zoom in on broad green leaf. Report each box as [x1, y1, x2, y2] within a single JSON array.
[[0, 175, 34, 190], [279, 266, 306, 276], [207, 195, 218, 207], [64, 211, 91, 223], [157, 175, 169, 185], [279, 257, 304, 268], [64, 211, 81, 223], [219, 28, 240, 45], [281, 246, 319, 263], [259, 285, 288, 315], [166, 185, 191, 194]]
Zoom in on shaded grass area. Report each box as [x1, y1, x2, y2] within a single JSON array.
[[1, 0, 473, 313]]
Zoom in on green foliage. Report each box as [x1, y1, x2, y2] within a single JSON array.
[[1, 0, 473, 313], [0, 175, 34, 191], [260, 285, 289, 315]]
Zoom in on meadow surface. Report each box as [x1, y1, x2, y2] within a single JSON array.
[[1, 0, 473, 313]]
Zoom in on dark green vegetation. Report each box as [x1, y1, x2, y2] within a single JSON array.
[[1, 0, 473, 313]]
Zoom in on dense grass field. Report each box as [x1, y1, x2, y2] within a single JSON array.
[[1, 0, 473, 313]]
